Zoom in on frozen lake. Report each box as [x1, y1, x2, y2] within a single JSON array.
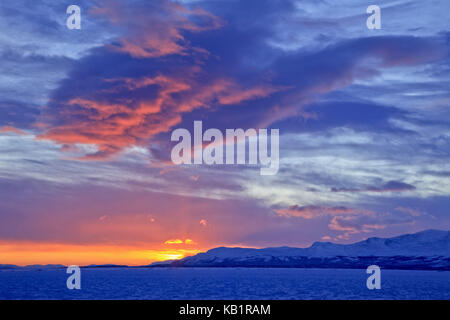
[[0, 268, 449, 300]]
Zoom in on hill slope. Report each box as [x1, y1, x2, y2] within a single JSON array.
[[161, 230, 450, 270]]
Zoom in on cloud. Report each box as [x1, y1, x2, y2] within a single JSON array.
[[328, 215, 386, 238], [274, 205, 371, 219], [164, 238, 196, 245], [395, 207, 421, 217], [37, 59, 281, 160], [90, 0, 224, 58], [184, 238, 196, 245], [21, 0, 445, 162], [0, 126, 26, 135], [275, 202, 421, 241], [37, 34, 446, 160], [331, 180, 416, 193], [164, 239, 184, 244], [327, 207, 420, 240]]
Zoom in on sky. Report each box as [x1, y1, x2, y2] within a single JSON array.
[[0, 0, 449, 266]]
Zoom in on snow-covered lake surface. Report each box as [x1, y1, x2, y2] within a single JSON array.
[[0, 268, 449, 300]]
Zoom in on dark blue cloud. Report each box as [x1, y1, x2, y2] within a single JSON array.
[[331, 180, 416, 193]]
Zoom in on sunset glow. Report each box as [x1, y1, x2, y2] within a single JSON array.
[[0, 0, 449, 269], [0, 242, 201, 266]]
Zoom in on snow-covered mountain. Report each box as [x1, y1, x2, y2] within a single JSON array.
[[159, 230, 450, 270]]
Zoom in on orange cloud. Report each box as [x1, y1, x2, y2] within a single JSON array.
[[29, 1, 283, 161], [26, 0, 288, 163], [329, 215, 386, 240], [164, 239, 184, 244], [164, 238, 197, 245], [38, 74, 281, 160], [90, 0, 224, 58], [0, 126, 26, 135]]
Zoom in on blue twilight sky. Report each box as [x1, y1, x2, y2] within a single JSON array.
[[0, 0, 449, 264]]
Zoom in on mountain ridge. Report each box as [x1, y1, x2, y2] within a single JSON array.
[[1, 230, 449, 270], [161, 229, 450, 270]]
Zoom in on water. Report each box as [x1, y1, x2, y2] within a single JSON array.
[[0, 268, 448, 300]]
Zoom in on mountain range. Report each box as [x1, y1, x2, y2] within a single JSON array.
[[154, 229, 450, 270], [1, 230, 449, 270]]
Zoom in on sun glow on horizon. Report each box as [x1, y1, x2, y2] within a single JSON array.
[[0, 242, 201, 266]]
